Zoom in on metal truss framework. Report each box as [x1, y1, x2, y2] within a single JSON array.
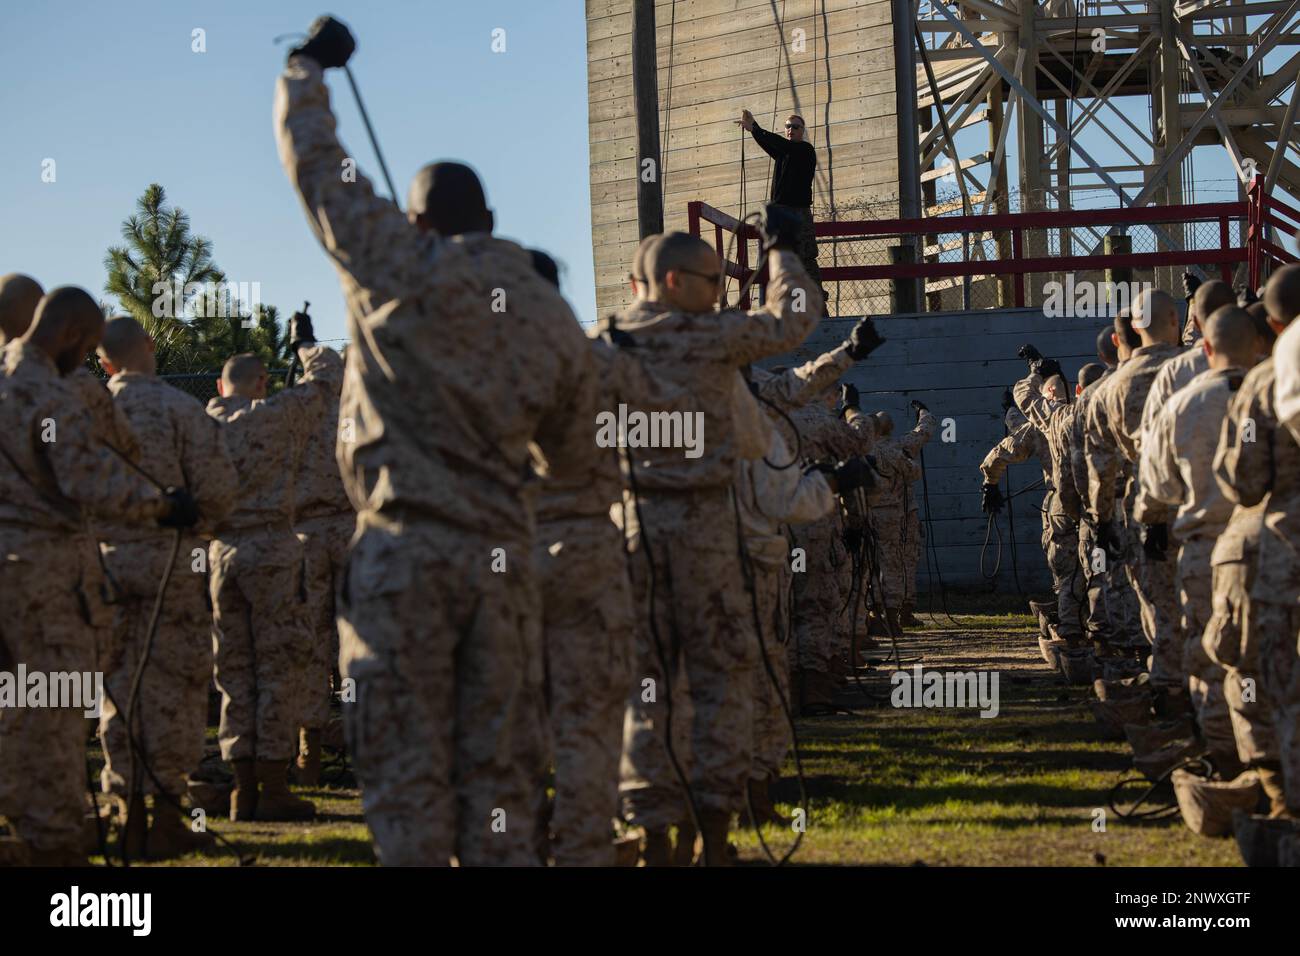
[[911, 0, 1300, 298]]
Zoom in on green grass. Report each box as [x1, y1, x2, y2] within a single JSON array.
[[81, 591, 1242, 866], [734, 595, 1243, 866]]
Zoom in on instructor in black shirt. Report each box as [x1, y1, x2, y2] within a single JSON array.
[[736, 109, 824, 308]]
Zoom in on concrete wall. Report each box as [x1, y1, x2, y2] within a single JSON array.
[[761, 306, 1114, 593], [586, 0, 901, 317]]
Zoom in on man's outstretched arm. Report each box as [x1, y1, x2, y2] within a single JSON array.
[[275, 52, 418, 307]]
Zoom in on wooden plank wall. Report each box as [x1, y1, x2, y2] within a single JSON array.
[[586, 0, 901, 318], [760, 306, 1121, 593]]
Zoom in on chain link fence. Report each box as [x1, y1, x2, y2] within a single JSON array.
[[158, 368, 291, 403]]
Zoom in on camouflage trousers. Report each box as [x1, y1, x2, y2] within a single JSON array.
[[98, 535, 212, 798], [536, 515, 634, 867], [1078, 520, 1140, 642], [1251, 602, 1300, 812], [903, 510, 922, 613], [620, 489, 757, 830], [872, 506, 911, 611], [1125, 519, 1183, 688], [1042, 497, 1084, 642], [0, 532, 96, 853], [295, 510, 354, 730], [752, 562, 794, 779], [1203, 561, 1276, 767], [791, 512, 845, 675], [210, 528, 313, 763], [339, 515, 545, 866], [1176, 540, 1236, 770]]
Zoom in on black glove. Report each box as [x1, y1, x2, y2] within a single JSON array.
[[289, 15, 356, 69], [980, 482, 1004, 514], [1142, 522, 1169, 561], [758, 203, 802, 252], [842, 526, 864, 554], [288, 302, 315, 352], [839, 383, 860, 411], [1017, 344, 1042, 364], [159, 487, 200, 529], [909, 399, 928, 414], [834, 458, 875, 496], [1001, 388, 1014, 412], [846, 318, 885, 360], [1182, 272, 1202, 301], [1097, 519, 1125, 565], [1032, 357, 1062, 381]]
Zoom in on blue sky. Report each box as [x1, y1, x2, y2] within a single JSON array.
[[0, 0, 597, 342], [1, 2, 1283, 346]]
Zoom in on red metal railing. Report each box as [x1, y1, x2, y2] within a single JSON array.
[[689, 197, 1250, 311], [1247, 175, 1300, 290]]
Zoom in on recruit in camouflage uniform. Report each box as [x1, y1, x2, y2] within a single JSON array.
[[67, 366, 143, 672], [97, 358, 239, 850], [278, 46, 602, 864], [534, 330, 687, 867], [207, 342, 342, 821], [1140, 365, 1251, 774], [1085, 340, 1184, 688], [1014, 371, 1087, 643], [1071, 367, 1140, 644], [784, 387, 873, 707], [292, 359, 354, 785], [0, 333, 176, 865], [870, 407, 938, 630], [616, 247, 820, 861], [1217, 354, 1300, 813]]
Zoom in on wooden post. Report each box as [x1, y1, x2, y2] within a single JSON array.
[[632, 0, 664, 238]]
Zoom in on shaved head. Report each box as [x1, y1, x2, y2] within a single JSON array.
[[221, 352, 267, 398], [631, 234, 660, 294], [1192, 279, 1235, 328], [1264, 262, 1300, 327], [1078, 362, 1106, 390], [1246, 300, 1276, 352], [1203, 305, 1258, 368], [98, 316, 154, 374], [646, 231, 720, 313], [1113, 308, 1141, 353], [1096, 326, 1118, 366], [27, 286, 105, 374], [0, 273, 44, 344], [407, 162, 493, 237], [1132, 288, 1179, 342]]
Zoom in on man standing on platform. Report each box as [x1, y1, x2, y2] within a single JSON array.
[[736, 109, 822, 305]]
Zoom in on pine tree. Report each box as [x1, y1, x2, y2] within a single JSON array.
[[103, 183, 225, 373]]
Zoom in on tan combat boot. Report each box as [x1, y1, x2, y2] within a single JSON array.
[[229, 759, 258, 822], [899, 604, 920, 628], [1257, 766, 1290, 818], [641, 828, 672, 866], [698, 809, 733, 867], [296, 727, 322, 787], [254, 760, 316, 821], [146, 799, 215, 859], [744, 776, 790, 828]]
